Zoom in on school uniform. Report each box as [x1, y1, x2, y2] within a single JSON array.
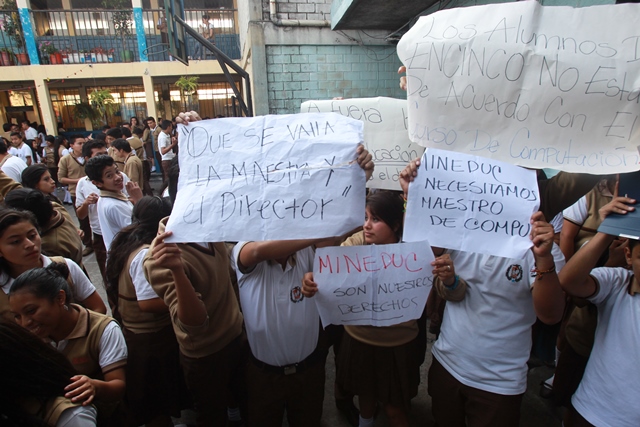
[[144, 219, 245, 427], [107, 146, 126, 170], [0, 168, 22, 202], [126, 136, 145, 159], [122, 152, 144, 190], [0, 154, 27, 183], [157, 131, 173, 182], [58, 153, 92, 248], [118, 246, 189, 425], [232, 243, 326, 427], [13, 142, 32, 164], [23, 396, 97, 427], [41, 209, 84, 267], [96, 189, 133, 251]]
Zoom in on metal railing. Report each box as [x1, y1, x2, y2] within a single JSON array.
[[0, 10, 30, 65], [142, 8, 240, 61], [29, 8, 240, 64]]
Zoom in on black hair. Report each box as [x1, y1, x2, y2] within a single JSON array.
[[20, 164, 49, 190], [21, 119, 30, 126], [85, 154, 114, 182], [0, 208, 40, 279], [93, 133, 107, 142], [106, 196, 172, 309], [121, 127, 132, 138], [2, 123, 11, 132], [4, 188, 54, 229], [106, 127, 123, 139], [45, 135, 55, 145], [111, 138, 131, 153], [68, 134, 85, 144], [132, 126, 143, 136], [145, 116, 155, 123], [0, 139, 8, 155], [10, 262, 73, 304], [365, 190, 405, 241], [160, 120, 173, 131], [0, 320, 77, 427], [9, 131, 21, 139], [82, 140, 107, 158]]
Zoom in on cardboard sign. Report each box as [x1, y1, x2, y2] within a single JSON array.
[[301, 97, 425, 190], [397, 2, 640, 173], [166, 113, 366, 242], [313, 241, 434, 327], [403, 148, 539, 259]]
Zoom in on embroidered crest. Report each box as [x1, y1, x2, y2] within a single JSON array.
[[290, 286, 304, 303], [505, 264, 523, 282]]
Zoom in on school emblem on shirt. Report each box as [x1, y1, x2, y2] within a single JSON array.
[[290, 286, 304, 303], [505, 264, 523, 282]]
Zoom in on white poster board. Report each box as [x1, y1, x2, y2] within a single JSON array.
[[301, 97, 424, 190], [166, 113, 366, 242], [403, 148, 539, 259], [313, 241, 434, 327], [397, 2, 640, 174]]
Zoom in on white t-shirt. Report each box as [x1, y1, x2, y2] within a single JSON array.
[[563, 196, 588, 225], [0, 255, 97, 302], [0, 155, 27, 183], [157, 132, 175, 161], [129, 248, 158, 301], [572, 268, 640, 427], [13, 143, 32, 164], [231, 242, 320, 366], [550, 212, 563, 234], [76, 175, 130, 236], [96, 195, 133, 251], [24, 127, 38, 140], [432, 244, 565, 395]]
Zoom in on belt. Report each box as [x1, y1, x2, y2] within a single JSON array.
[[250, 345, 326, 376]]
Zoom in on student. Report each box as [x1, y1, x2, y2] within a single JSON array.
[[85, 154, 142, 252], [127, 126, 145, 159], [0, 208, 105, 320], [111, 139, 144, 191], [58, 135, 92, 254], [129, 116, 140, 130], [146, 117, 163, 176], [44, 135, 59, 184], [553, 193, 639, 427], [9, 263, 126, 420], [157, 120, 176, 184], [21, 164, 62, 204], [4, 188, 84, 268], [0, 320, 98, 427], [193, 14, 215, 60], [106, 196, 190, 426], [0, 138, 27, 182], [77, 141, 130, 284], [21, 120, 38, 141], [9, 131, 32, 166], [105, 128, 126, 170]]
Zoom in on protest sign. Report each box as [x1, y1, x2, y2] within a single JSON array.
[[301, 97, 424, 190], [403, 148, 539, 259], [397, 2, 640, 174], [165, 113, 366, 242], [313, 241, 434, 327]]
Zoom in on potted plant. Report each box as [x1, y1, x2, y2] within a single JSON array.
[[40, 41, 62, 64], [73, 102, 102, 128], [107, 48, 114, 63], [103, 0, 134, 62], [0, 47, 14, 66], [89, 89, 118, 125], [1, 0, 28, 65]]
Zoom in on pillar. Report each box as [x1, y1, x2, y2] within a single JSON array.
[[16, 0, 39, 65], [33, 79, 57, 135], [142, 72, 157, 120], [132, 0, 148, 62]]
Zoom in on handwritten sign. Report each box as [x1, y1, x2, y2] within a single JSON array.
[[165, 113, 366, 242], [301, 97, 425, 190], [403, 148, 539, 259], [397, 2, 640, 174], [313, 241, 434, 327]]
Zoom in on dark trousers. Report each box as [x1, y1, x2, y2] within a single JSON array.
[[93, 233, 107, 285], [71, 196, 92, 248], [179, 335, 247, 427], [246, 351, 326, 427], [428, 358, 523, 427], [564, 406, 595, 427]]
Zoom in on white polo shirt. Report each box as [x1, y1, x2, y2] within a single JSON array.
[[157, 132, 175, 161], [432, 244, 565, 395], [231, 242, 319, 367], [96, 194, 133, 251], [0, 155, 27, 183], [76, 175, 130, 236], [24, 127, 38, 140], [571, 267, 640, 427], [13, 143, 32, 164]]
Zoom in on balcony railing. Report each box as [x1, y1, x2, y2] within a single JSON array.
[[30, 8, 240, 64], [0, 10, 30, 65]]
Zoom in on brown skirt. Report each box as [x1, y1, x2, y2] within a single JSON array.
[[336, 332, 421, 406], [123, 324, 191, 425]]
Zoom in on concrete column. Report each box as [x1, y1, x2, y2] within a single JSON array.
[[142, 72, 157, 120], [33, 79, 57, 135], [16, 0, 39, 65], [78, 86, 93, 131], [249, 26, 269, 116], [60, 0, 75, 37], [132, 0, 148, 62]]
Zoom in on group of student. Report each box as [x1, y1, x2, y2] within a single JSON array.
[[0, 109, 638, 427]]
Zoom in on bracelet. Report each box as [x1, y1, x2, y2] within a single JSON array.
[[444, 275, 460, 290], [534, 264, 556, 280]]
